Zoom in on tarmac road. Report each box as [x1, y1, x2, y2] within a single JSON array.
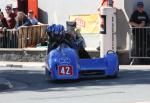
[[0, 65, 150, 103]]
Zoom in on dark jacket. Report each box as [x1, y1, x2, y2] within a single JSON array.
[[7, 12, 16, 29], [0, 18, 8, 28], [16, 17, 32, 28]]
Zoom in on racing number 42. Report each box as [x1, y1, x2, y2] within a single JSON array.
[[58, 66, 73, 75]]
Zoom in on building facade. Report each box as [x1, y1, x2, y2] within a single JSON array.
[[37, 0, 150, 51], [1, 0, 150, 51]]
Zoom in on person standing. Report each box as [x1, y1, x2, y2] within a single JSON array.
[[5, 5, 16, 29], [5, 5, 17, 48], [129, 2, 149, 27], [15, 11, 32, 28], [27, 10, 38, 25], [0, 11, 8, 28], [129, 1, 149, 57], [0, 11, 8, 48]]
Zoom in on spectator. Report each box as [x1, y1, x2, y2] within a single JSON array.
[[129, 2, 149, 27], [129, 1, 149, 57], [27, 10, 38, 25], [15, 11, 32, 28], [0, 11, 8, 28], [5, 5, 16, 29], [0, 11, 8, 48]]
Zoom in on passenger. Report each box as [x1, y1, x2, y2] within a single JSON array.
[[5, 5, 16, 29], [66, 28, 85, 49], [129, 1, 149, 57], [15, 11, 32, 28], [27, 10, 38, 25], [0, 11, 8, 48], [66, 21, 90, 58]]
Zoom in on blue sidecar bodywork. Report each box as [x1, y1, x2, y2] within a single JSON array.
[[45, 24, 119, 81], [45, 45, 119, 81]]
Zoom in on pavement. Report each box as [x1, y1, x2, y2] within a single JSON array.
[[0, 61, 45, 68]]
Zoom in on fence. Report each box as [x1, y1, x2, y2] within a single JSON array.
[[129, 27, 150, 59], [0, 24, 48, 48]]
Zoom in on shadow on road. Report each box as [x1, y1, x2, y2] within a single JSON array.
[[0, 68, 150, 92]]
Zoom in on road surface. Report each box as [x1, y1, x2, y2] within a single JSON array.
[[0, 65, 150, 103]]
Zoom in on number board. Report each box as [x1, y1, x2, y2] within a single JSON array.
[[58, 66, 73, 75]]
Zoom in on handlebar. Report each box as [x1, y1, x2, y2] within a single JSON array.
[[107, 50, 115, 54]]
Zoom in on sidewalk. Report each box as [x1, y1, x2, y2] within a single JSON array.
[[0, 61, 45, 68], [1, 61, 150, 68]]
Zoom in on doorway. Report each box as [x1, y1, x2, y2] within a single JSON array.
[[17, 0, 28, 14]]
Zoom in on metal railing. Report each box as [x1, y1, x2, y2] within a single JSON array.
[[129, 27, 150, 59], [0, 24, 48, 48]]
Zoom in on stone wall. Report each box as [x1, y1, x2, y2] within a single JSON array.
[[0, 49, 47, 62], [0, 48, 100, 62]]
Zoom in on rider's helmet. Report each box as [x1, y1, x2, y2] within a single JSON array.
[[47, 24, 65, 41]]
